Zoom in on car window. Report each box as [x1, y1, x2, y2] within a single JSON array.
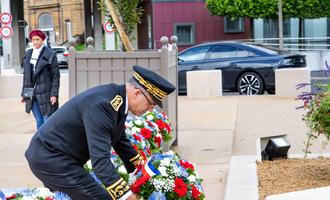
[[208, 45, 238, 59], [236, 48, 256, 57], [52, 48, 66, 54], [246, 44, 279, 55], [179, 45, 209, 61]]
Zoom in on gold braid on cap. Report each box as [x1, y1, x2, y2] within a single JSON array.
[[106, 177, 130, 199], [133, 72, 167, 100]]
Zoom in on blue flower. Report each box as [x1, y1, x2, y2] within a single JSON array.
[[0, 191, 5, 200], [148, 191, 166, 200], [90, 172, 102, 185], [54, 191, 72, 200]]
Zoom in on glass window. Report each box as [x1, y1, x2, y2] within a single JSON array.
[[208, 45, 238, 59], [174, 23, 195, 45], [179, 45, 209, 62], [38, 13, 53, 29], [224, 17, 244, 33]]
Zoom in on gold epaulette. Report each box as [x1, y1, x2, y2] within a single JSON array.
[[106, 177, 130, 199], [130, 153, 143, 167], [110, 95, 123, 111]]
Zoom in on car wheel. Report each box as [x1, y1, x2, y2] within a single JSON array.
[[237, 72, 265, 95]]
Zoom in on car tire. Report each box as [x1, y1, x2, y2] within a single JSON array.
[[237, 72, 265, 95]]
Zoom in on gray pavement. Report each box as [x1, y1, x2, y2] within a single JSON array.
[[2, 95, 330, 199]]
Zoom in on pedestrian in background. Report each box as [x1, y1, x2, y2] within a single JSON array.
[[21, 29, 60, 129]]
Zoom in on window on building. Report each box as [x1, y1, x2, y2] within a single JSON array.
[[263, 18, 291, 38], [38, 13, 54, 29], [224, 17, 244, 33], [174, 23, 195, 45]]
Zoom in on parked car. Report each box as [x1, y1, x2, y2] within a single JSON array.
[[51, 46, 69, 68], [178, 42, 306, 95]]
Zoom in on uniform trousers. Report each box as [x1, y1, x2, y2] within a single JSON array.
[[28, 161, 112, 200]]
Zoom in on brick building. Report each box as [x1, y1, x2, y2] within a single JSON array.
[[24, 0, 85, 46]]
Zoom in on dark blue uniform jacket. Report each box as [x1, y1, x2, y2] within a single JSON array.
[[25, 84, 138, 188]]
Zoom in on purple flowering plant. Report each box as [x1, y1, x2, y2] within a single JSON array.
[[296, 61, 330, 156]]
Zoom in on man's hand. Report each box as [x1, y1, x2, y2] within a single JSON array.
[[50, 96, 57, 105], [20, 97, 25, 103], [126, 193, 139, 200]]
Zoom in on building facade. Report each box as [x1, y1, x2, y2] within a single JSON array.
[[138, 0, 251, 51], [24, 0, 85, 46]]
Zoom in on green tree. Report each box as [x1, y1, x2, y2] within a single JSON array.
[[206, 0, 330, 39]]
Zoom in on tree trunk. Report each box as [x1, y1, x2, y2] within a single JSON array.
[[104, 0, 133, 52]]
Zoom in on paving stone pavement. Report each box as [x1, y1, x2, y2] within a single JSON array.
[[2, 94, 330, 199]]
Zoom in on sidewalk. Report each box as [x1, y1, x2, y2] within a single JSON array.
[[1, 95, 330, 199]]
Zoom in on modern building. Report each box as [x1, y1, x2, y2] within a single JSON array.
[[138, 0, 251, 51]]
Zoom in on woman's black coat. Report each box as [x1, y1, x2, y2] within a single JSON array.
[[21, 46, 60, 116]]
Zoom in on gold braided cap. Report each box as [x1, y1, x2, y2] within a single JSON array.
[[133, 72, 167, 100]]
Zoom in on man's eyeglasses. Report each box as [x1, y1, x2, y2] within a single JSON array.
[[139, 89, 156, 107]]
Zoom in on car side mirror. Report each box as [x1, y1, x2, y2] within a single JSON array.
[[178, 57, 184, 63]]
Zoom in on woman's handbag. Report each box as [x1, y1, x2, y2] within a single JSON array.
[[22, 87, 34, 99], [25, 98, 32, 114]]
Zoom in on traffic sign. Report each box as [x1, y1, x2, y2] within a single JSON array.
[[0, 12, 12, 25], [0, 25, 13, 38], [103, 21, 114, 33]]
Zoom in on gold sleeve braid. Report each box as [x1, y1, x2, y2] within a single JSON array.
[[129, 153, 143, 167], [106, 177, 130, 199]]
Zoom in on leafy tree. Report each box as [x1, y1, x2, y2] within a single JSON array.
[[102, 0, 144, 51], [206, 0, 330, 39]]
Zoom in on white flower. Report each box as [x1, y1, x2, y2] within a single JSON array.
[[131, 127, 141, 133], [146, 114, 154, 121], [134, 119, 143, 126], [188, 175, 196, 182], [158, 166, 168, 177], [160, 158, 171, 166], [86, 160, 92, 169], [22, 197, 34, 200], [36, 187, 53, 198], [118, 165, 127, 174]]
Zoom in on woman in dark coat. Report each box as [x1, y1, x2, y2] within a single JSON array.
[[21, 30, 60, 129]]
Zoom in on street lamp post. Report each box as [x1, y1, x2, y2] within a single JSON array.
[[278, 0, 284, 50]]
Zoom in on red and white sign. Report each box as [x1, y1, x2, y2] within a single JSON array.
[[0, 12, 12, 25], [0, 25, 13, 38], [103, 21, 114, 33]]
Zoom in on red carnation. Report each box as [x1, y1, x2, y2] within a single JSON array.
[[147, 120, 154, 127], [139, 150, 147, 160], [192, 185, 202, 200], [154, 136, 162, 147], [132, 144, 139, 152], [165, 124, 171, 133], [140, 128, 152, 139], [174, 178, 188, 197], [180, 160, 195, 171], [156, 119, 166, 130], [45, 197, 54, 200], [131, 175, 150, 193], [133, 134, 142, 142]]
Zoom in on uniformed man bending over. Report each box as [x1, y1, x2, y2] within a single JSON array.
[[25, 65, 176, 200]]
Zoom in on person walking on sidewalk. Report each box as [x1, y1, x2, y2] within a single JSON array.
[[25, 65, 175, 200], [21, 29, 60, 129]]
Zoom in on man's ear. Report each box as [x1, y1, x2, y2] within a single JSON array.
[[133, 87, 141, 98]]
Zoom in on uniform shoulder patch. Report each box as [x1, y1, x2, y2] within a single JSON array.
[[110, 95, 123, 111]]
